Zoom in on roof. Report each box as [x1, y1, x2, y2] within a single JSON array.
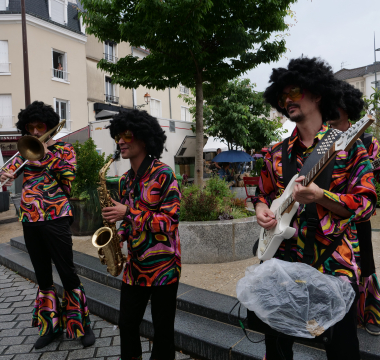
[[335, 63, 380, 81], [1, 0, 83, 35]]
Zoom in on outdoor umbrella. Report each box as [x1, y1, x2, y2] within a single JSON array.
[[212, 150, 254, 163], [253, 154, 263, 159]]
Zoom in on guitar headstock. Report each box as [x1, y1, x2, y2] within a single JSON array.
[[335, 114, 375, 152]]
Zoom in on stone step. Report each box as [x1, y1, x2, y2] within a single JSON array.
[[0, 241, 327, 360], [5, 238, 380, 359]]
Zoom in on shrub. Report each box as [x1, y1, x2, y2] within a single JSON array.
[[376, 182, 380, 207], [180, 189, 219, 221]]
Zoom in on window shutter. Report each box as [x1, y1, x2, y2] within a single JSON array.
[[0, 41, 9, 73], [0, 0, 6, 11], [0, 95, 13, 128], [51, 0, 65, 24], [360, 81, 365, 94]]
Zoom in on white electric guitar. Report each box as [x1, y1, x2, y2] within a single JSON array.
[[257, 114, 374, 260], [371, 158, 380, 171]]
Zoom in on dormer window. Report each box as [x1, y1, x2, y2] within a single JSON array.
[[104, 41, 118, 63], [49, 0, 67, 25]]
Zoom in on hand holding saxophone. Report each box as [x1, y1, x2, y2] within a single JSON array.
[[102, 198, 129, 223], [0, 170, 15, 186]]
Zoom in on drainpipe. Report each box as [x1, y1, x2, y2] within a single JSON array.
[[131, 46, 136, 109], [168, 87, 172, 119]]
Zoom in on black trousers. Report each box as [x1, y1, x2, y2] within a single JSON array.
[[119, 282, 178, 360], [264, 297, 360, 360], [23, 217, 80, 291], [356, 221, 376, 277]]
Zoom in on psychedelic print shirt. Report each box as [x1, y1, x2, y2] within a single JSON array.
[[118, 159, 181, 286], [253, 123, 377, 285], [4, 141, 76, 222]]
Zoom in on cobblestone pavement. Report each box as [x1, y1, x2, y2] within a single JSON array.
[[0, 264, 195, 360]]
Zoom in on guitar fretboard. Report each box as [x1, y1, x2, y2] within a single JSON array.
[[372, 158, 380, 171]]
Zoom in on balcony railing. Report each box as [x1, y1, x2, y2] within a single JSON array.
[[0, 62, 11, 73], [51, 68, 69, 82], [0, 116, 16, 129], [104, 53, 118, 63], [180, 85, 189, 95], [105, 94, 119, 104]]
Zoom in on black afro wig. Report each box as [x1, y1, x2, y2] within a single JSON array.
[[264, 57, 342, 121], [107, 109, 167, 159], [16, 101, 60, 136], [338, 81, 364, 121]]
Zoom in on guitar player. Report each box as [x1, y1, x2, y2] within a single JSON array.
[[253, 57, 377, 360]]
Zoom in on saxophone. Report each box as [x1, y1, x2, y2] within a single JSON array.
[[92, 150, 127, 277]]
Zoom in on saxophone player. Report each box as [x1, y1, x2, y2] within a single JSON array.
[[102, 109, 181, 360], [0, 101, 95, 349]]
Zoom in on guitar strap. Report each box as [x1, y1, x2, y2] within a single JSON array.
[[281, 129, 344, 268], [360, 132, 373, 151]]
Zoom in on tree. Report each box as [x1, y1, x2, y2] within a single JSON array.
[[362, 88, 380, 138], [186, 78, 284, 151], [81, 0, 296, 184]]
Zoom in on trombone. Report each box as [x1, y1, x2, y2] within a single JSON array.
[[0, 120, 66, 187]]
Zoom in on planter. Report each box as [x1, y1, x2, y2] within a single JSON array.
[[231, 186, 256, 199], [179, 215, 260, 264], [70, 198, 103, 236]]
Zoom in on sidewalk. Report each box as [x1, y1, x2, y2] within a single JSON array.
[[0, 264, 194, 360]]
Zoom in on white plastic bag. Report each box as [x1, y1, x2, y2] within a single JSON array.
[[236, 258, 355, 338]]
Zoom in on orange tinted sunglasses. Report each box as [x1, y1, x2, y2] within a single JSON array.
[[25, 122, 47, 133], [278, 87, 305, 108], [115, 130, 134, 144]]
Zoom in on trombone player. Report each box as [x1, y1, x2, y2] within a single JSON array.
[[0, 101, 95, 349]]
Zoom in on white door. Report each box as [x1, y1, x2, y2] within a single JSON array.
[[0, 41, 9, 73], [0, 95, 13, 128]]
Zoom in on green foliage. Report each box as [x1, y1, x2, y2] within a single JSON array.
[[180, 175, 250, 221], [250, 158, 264, 177], [362, 88, 380, 137], [375, 181, 380, 208], [182, 79, 284, 151], [71, 138, 112, 201]]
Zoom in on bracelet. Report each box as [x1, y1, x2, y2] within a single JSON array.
[[124, 205, 130, 217]]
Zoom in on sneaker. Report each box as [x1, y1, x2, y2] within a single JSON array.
[[34, 332, 57, 349], [81, 326, 96, 347], [365, 323, 380, 336]]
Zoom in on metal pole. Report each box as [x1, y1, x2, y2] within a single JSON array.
[[21, 0, 31, 107]]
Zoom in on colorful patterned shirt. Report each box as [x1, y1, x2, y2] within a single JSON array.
[[4, 141, 76, 222], [118, 159, 181, 286], [253, 123, 377, 285]]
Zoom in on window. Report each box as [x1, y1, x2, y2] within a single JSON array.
[[51, 50, 68, 82], [54, 99, 70, 130], [353, 80, 365, 94], [0, 41, 10, 74], [150, 99, 162, 118], [0, 0, 7, 11], [104, 41, 117, 63], [105, 77, 118, 104], [0, 95, 13, 128], [50, 0, 66, 25], [180, 85, 189, 95], [181, 106, 190, 122]]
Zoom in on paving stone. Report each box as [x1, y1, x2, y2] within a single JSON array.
[[0, 336, 25, 346], [0, 279, 13, 285], [3, 296, 25, 303], [96, 345, 120, 357], [142, 354, 151, 360], [0, 322, 15, 330], [58, 339, 83, 351], [0, 355, 13, 360], [0, 347, 8, 356], [0, 276, 10, 280], [0, 303, 10, 309], [100, 327, 119, 338], [15, 321, 33, 329], [10, 301, 32, 308], [0, 283, 13, 290], [106, 357, 119, 360], [93, 321, 113, 329], [67, 348, 95, 359], [20, 289, 36, 296], [13, 354, 41, 360], [40, 351, 68, 360], [12, 307, 31, 315], [0, 298, 4, 303], [0, 328, 23, 337], [0, 314, 17, 322], [23, 335, 39, 345], [13, 284, 35, 292], [176, 351, 192, 359], [32, 339, 59, 353], [23, 295, 36, 301], [0, 291, 21, 298], [0, 308, 14, 315], [21, 328, 38, 336], [112, 336, 120, 346], [88, 314, 102, 322], [15, 313, 32, 321], [4, 344, 34, 354], [92, 337, 111, 347]]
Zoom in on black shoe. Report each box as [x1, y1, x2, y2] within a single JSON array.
[[365, 323, 380, 336], [81, 326, 95, 347], [34, 332, 57, 349]]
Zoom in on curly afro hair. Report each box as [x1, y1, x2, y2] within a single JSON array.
[[264, 57, 342, 121], [107, 109, 167, 159], [16, 101, 60, 136], [338, 81, 364, 121]]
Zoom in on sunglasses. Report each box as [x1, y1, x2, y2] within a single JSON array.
[[115, 130, 134, 144], [278, 87, 305, 108], [25, 122, 47, 134]]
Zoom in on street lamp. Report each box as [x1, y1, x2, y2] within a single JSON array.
[[144, 92, 151, 104]]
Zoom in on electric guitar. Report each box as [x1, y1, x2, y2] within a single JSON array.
[[257, 114, 374, 260], [372, 158, 380, 171]]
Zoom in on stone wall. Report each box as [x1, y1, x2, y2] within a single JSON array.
[[179, 216, 260, 264]]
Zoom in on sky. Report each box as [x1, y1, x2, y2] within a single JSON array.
[[246, 0, 380, 92]]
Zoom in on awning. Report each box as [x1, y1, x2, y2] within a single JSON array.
[[176, 136, 208, 157], [95, 110, 119, 120]]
